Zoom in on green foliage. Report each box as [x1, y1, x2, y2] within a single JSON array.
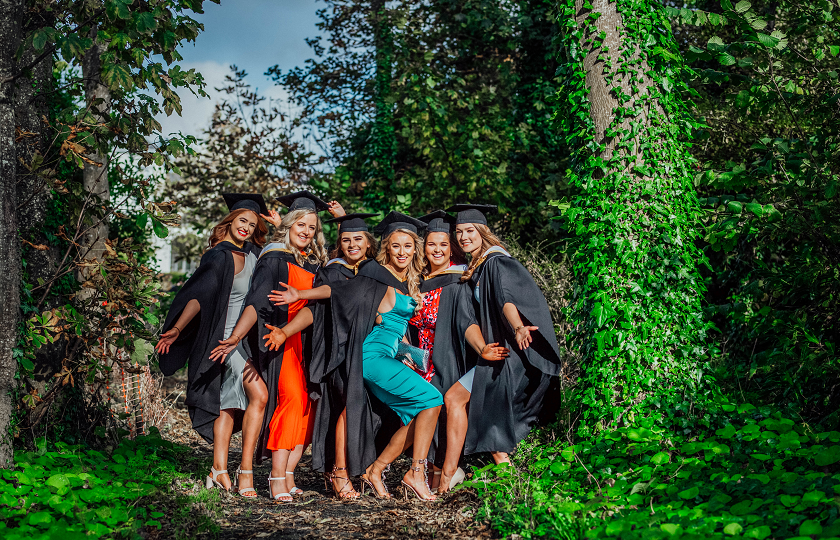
[[0, 430, 218, 539], [469, 403, 840, 539], [554, 0, 711, 432], [672, 0, 840, 426], [274, 0, 570, 242]]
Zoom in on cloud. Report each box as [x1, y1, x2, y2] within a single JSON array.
[[155, 60, 293, 142]]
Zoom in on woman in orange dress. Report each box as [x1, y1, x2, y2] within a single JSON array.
[[212, 191, 336, 502]]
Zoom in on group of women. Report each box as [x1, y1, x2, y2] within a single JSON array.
[[155, 191, 561, 503]]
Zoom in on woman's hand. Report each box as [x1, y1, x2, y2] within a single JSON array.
[[481, 342, 510, 361], [261, 210, 282, 228], [514, 326, 539, 350], [263, 324, 288, 351], [209, 335, 240, 363], [327, 201, 346, 218], [268, 281, 300, 306], [154, 327, 180, 354]]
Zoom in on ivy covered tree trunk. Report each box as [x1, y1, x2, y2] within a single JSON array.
[[365, 0, 396, 192], [557, 0, 710, 433], [0, 0, 24, 468]]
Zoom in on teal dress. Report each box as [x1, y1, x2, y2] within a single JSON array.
[[363, 292, 443, 425]]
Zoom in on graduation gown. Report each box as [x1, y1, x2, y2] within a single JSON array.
[[243, 244, 318, 463], [159, 241, 257, 443], [326, 260, 408, 476], [464, 248, 562, 455], [408, 266, 478, 466], [308, 258, 371, 473]]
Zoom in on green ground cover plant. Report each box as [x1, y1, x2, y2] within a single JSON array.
[[468, 402, 840, 539], [0, 429, 218, 539]]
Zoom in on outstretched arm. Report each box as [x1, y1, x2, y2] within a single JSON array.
[[155, 299, 200, 354], [465, 324, 509, 361], [263, 307, 315, 351], [502, 303, 538, 350], [268, 283, 332, 305], [209, 305, 258, 362]]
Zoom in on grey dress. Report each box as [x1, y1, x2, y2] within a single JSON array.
[[220, 251, 257, 410]]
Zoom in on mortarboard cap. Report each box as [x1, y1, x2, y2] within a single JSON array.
[[418, 210, 456, 234], [373, 211, 427, 237], [325, 212, 379, 233], [276, 190, 331, 212], [446, 203, 498, 225], [223, 193, 269, 216]]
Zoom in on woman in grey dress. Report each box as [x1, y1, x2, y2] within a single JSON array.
[[156, 194, 279, 497]]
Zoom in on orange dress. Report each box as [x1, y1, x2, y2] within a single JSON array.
[[266, 263, 316, 451]]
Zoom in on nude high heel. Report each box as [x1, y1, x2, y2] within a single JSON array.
[[235, 468, 257, 498], [400, 459, 437, 502], [268, 476, 292, 502], [360, 459, 392, 499], [326, 466, 360, 500], [286, 471, 304, 495], [205, 467, 229, 491]]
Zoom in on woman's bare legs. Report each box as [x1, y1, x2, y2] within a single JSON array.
[[402, 405, 442, 497], [270, 449, 292, 501], [211, 410, 235, 490], [491, 452, 511, 464], [439, 382, 470, 493], [331, 407, 358, 496], [285, 444, 305, 492], [237, 361, 267, 493]]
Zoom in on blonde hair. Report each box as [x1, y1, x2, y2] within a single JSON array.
[[376, 229, 425, 306], [271, 209, 328, 266], [461, 223, 506, 282]]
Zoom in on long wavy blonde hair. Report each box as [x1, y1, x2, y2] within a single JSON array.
[[460, 223, 506, 282], [271, 209, 328, 266], [375, 229, 425, 305]]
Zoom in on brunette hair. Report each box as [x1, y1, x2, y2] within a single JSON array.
[[329, 230, 378, 260], [271, 208, 328, 266], [460, 223, 506, 282], [422, 230, 467, 275], [207, 208, 268, 251], [375, 229, 425, 306]]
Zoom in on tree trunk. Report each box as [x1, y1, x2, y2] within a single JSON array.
[[0, 0, 25, 468], [558, 0, 709, 433], [79, 35, 110, 276]]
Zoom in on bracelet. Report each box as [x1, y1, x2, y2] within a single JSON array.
[[514, 325, 526, 334], [172, 326, 181, 334]]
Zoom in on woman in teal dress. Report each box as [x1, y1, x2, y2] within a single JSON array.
[[358, 213, 443, 501]]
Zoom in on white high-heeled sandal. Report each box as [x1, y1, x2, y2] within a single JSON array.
[[286, 471, 303, 495], [268, 476, 292, 502], [235, 468, 257, 498], [206, 467, 229, 491]]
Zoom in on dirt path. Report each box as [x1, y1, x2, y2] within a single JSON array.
[[157, 376, 498, 539]]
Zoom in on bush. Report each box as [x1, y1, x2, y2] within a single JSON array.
[[468, 403, 840, 539], [0, 430, 218, 539]]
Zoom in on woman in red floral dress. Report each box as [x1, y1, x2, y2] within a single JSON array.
[[409, 211, 509, 492]]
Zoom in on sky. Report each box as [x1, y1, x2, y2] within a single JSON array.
[[156, 0, 322, 139]]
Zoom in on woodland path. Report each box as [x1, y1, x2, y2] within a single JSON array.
[[156, 375, 499, 540]]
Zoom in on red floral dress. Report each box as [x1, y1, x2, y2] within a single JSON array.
[[409, 287, 442, 382]]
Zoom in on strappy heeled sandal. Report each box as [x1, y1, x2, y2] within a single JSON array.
[[286, 471, 304, 495], [360, 459, 391, 499], [268, 476, 292, 503], [205, 467, 230, 491], [235, 468, 257, 498], [401, 459, 437, 502], [325, 466, 360, 500]]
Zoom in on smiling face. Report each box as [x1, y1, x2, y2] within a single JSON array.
[[455, 223, 482, 255], [288, 212, 318, 251], [386, 231, 416, 272], [425, 232, 451, 272], [229, 210, 258, 243], [340, 231, 371, 264]]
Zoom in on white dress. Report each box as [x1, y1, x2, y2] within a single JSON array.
[[219, 251, 257, 410]]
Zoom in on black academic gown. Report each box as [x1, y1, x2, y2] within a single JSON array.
[[464, 250, 562, 455], [242, 245, 318, 464], [159, 241, 257, 443], [308, 258, 370, 473], [326, 260, 408, 476], [409, 268, 478, 466]]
